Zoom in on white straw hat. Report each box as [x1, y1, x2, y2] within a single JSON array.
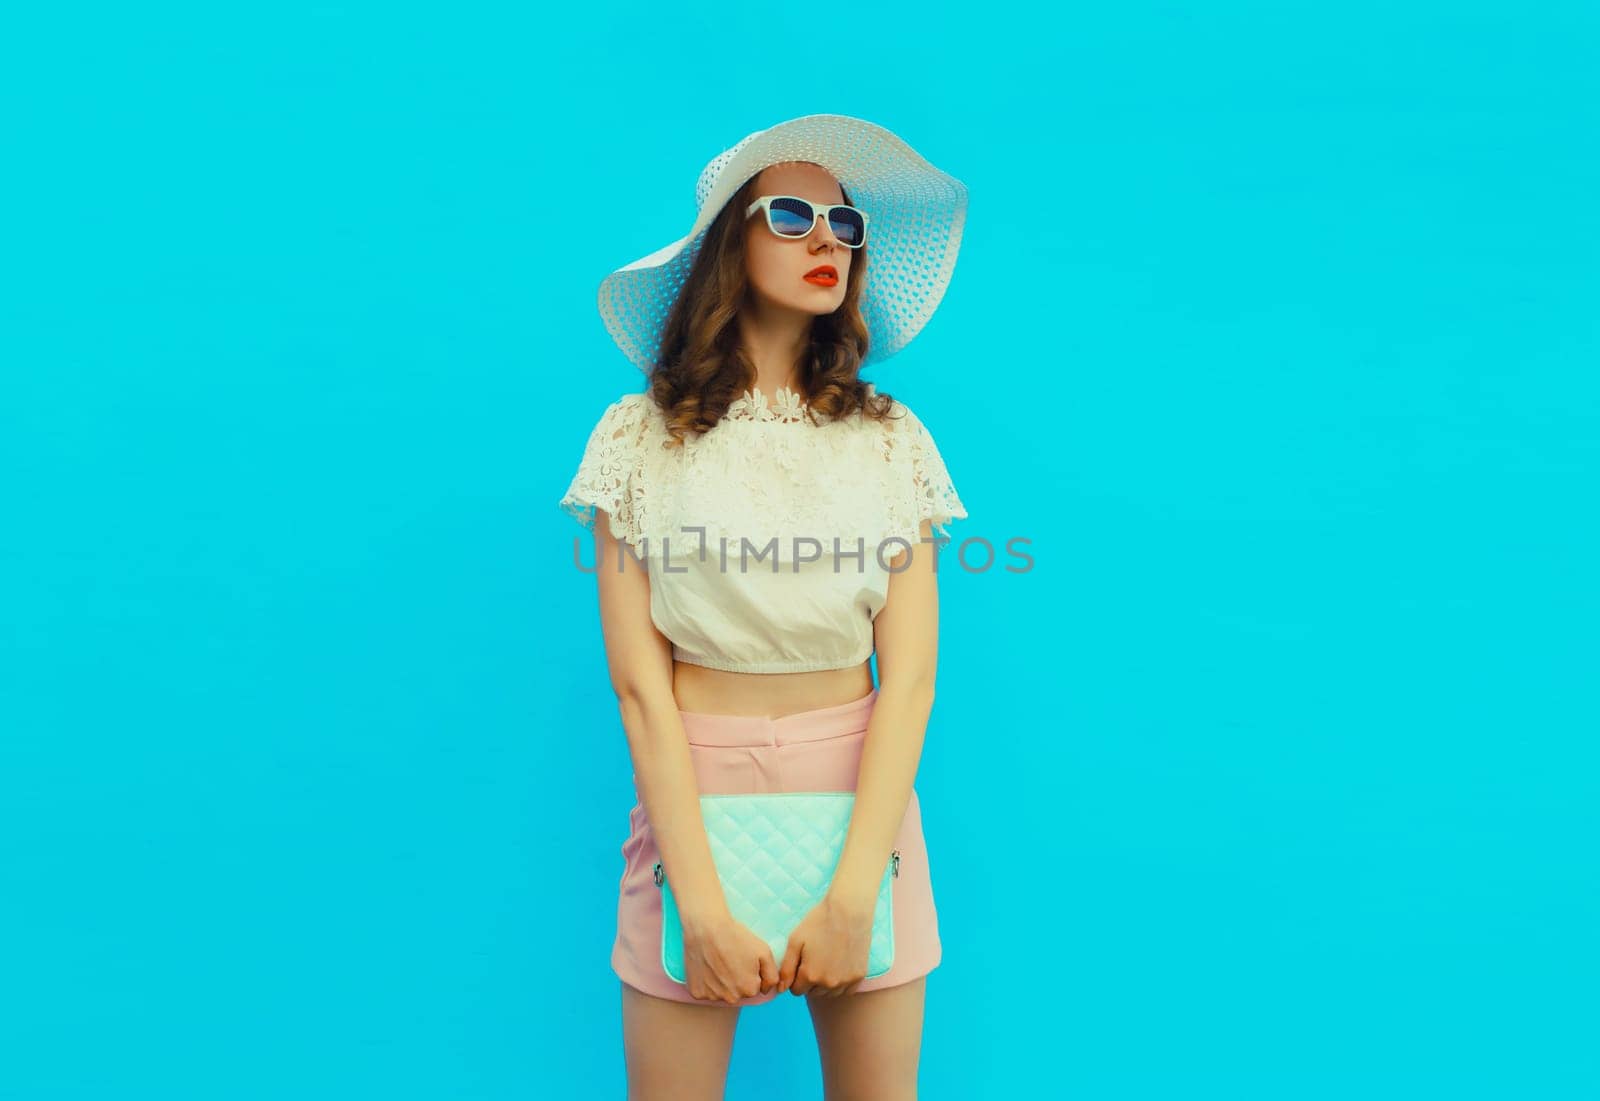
[[597, 112, 968, 372]]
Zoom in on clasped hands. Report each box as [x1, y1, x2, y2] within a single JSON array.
[[771, 890, 876, 998]]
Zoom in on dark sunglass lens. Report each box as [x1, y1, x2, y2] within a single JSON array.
[[768, 197, 815, 237], [828, 208, 865, 246]]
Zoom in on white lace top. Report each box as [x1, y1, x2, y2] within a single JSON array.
[[559, 383, 968, 673]]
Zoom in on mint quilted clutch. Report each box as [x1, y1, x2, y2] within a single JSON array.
[[653, 792, 899, 984]]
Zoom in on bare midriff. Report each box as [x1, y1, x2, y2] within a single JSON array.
[[671, 659, 875, 720]]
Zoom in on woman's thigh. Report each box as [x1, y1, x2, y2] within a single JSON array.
[[620, 980, 743, 1101], [805, 976, 927, 1101]]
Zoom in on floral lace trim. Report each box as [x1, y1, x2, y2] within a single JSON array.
[[723, 384, 816, 424]]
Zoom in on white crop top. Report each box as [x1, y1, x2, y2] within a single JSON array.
[[559, 383, 968, 674]]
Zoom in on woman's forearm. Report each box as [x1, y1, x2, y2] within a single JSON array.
[[828, 677, 935, 910], [615, 688, 729, 930]]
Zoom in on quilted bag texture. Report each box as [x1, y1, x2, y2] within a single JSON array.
[[654, 792, 899, 984]]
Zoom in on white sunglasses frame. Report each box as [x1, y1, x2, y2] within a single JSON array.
[[743, 194, 870, 249]]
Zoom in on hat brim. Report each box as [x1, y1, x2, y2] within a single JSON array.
[[598, 113, 967, 372]]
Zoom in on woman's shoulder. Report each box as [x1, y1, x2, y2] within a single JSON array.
[[862, 385, 931, 439], [595, 389, 656, 418], [580, 389, 668, 440]]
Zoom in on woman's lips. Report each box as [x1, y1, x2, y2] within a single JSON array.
[[802, 268, 838, 287]]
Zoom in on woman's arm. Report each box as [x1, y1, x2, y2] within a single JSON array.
[[827, 517, 942, 911], [593, 509, 729, 931]]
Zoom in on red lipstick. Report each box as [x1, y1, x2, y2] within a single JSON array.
[[803, 264, 838, 287]]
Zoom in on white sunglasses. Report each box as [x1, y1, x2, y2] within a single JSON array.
[[744, 194, 869, 249]]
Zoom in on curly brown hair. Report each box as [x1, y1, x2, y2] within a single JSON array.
[[643, 166, 899, 446]]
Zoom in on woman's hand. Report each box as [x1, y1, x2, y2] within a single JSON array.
[[777, 893, 876, 998], [681, 909, 781, 1005]]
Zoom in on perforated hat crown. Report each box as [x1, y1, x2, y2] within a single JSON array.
[[597, 113, 968, 372]]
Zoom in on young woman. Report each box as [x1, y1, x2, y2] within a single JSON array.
[[560, 113, 968, 1100]]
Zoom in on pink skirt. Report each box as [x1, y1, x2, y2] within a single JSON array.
[[611, 686, 942, 1005]]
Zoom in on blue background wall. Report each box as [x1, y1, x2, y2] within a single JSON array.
[[4, 2, 1596, 1098]]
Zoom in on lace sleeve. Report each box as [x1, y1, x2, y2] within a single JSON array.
[[909, 409, 968, 539], [883, 401, 969, 544], [558, 394, 651, 543]]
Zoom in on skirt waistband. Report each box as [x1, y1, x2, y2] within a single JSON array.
[[676, 687, 877, 748]]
